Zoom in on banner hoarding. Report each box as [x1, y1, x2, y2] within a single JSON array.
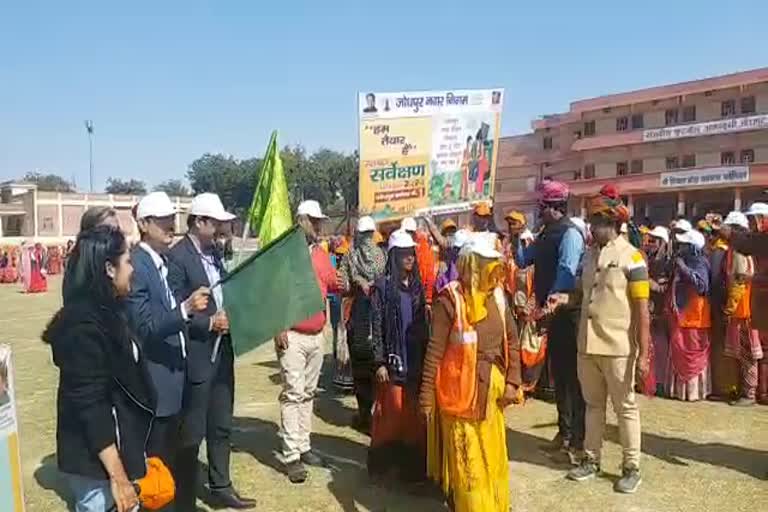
[[0, 345, 24, 512], [358, 88, 504, 220]]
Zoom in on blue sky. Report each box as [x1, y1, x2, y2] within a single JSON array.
[[1, 1, 766, 190]]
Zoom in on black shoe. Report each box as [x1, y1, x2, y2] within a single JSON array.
[[286, 460, 308, 484], [301, 450, 328, 468], [208, 487, 256, 509], [566, 460, 600, 482], [614, 466, 642, 494]]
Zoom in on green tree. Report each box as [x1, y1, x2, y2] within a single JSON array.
[[154, 179, 191, 197], [186, 153, 261, 216], [105, 178, 147, 195], [23, 172, 74, 192]]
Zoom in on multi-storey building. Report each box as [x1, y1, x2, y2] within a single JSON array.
[[495, 67, 768, 225]]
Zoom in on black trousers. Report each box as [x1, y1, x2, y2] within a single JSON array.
[[548, 307, 585, 450], [175, 344, 235, 511], [147, 414, 180, 469]]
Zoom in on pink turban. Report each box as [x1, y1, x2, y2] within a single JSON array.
[[539, 180, 569, 203]]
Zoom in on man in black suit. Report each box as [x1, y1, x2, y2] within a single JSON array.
[[168, 193, 255, 511], [125, 192, 210, 481]]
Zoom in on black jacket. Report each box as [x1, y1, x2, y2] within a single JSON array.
[[167, 235, 230, 384], [43, 299, 155, 481]]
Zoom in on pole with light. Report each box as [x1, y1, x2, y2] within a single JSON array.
[[85, 120, 94, 192]]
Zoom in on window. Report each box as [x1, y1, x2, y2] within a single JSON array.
[[583, 163, 596, 179], [631, 113, 644, 129], [584, 120, 596, 137], [573, 130, 582, 140], [682, 154, 696, 168], [721, 99, 736, 117], [631, 159, 644, 174], [682, 105, 696, 122], [666, 156, 680, 170], [573, 169, 582, 180], [543, 136, 553, 150], [616, 116, 629, 132], [616, 161, 628, 176], [665, 108, 679, 126], [740, 149, 755, 164], [721, 151, 736, 165], [741, 96, 756, 114]]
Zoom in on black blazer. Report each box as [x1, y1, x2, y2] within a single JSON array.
[[124, 246, 186, 417], [43, 298, 155, 481], [167, 235, 229, 384]]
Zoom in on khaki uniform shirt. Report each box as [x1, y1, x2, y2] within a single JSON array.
[[578, 236, 649, 357]]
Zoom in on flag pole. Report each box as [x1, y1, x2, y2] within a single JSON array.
[[239, 130, 278, 265]]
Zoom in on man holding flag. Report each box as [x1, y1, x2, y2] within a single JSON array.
[[168, 193, 256, 510]]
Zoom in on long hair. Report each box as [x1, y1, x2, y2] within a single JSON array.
[[64, 225, 127, 306]]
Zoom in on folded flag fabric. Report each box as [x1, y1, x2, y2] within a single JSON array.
[[248, 130, 293, 246], [222, 225, 324, 356]]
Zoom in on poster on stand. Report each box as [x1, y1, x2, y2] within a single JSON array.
[[358, 88, 504, 220], [0, 345, 24, 511]]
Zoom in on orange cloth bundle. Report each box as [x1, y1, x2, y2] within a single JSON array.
[[135, 457, 175, 510]]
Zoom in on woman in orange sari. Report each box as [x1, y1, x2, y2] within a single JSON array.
[[368, 230, 428, 481]]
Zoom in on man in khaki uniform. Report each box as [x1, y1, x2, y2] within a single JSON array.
[[567, 193, 650, 494]]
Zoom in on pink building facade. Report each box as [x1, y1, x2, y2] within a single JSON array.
[[495, 67, 768, 226]]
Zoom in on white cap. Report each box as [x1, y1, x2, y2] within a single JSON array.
[[468, 232, 502, 259], [672, 219, 693, 232], [388, 229, 417, 250], [452, 229, 472, 248], [520, 228, 535, 242], [357, 216, 376, 233], [136, 192, 176, 219], [297, 200, 328, 219], [675, 229, 706, 250], [401, 217, 417, 232], [648, 226, 669, 243], [190, 193, 236, 221], [724, 211, 749, 229], [570, 217, 587, 239], [746, 202, 768, 216]]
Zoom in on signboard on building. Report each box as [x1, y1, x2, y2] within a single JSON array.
[[358, 89, 504, 220], [0, 346, 24, 511], [660, 166, 750, 189], [643, 114, 768, 142]]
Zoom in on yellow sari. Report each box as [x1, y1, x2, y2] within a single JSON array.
[[427, 365, 509, 512]]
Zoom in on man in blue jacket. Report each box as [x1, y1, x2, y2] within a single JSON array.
[[125, 192, 209, 488], [513, 180, 586, 460]]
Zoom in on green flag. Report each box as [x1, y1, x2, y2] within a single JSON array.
[[222, 225, 324, 356], [249, 130, 292, 246]]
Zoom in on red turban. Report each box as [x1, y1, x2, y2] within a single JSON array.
[[538, 180, 569, 203]]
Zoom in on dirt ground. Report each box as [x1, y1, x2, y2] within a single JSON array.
[[3, 277, 767, 512]]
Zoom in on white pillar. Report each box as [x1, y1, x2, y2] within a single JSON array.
[[677, 192, 686, 216], [734, 188, 742, 211], [32, 189, 39, 239], [579, 197, 586, 218], [57, 193, 64, 237], [627, 195, 635, 217]]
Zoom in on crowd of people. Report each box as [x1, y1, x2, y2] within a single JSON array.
[[25, 178, 768, 511], [0, 240, 69, 291], [321, 179, 768, 509]]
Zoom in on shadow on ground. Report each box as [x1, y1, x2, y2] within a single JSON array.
[[231, 415, 446, 512], [604, 424, 768, 480], [33, 454, 74, 512]]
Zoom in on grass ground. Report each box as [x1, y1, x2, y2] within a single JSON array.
[[3, 277, 767, 511]]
